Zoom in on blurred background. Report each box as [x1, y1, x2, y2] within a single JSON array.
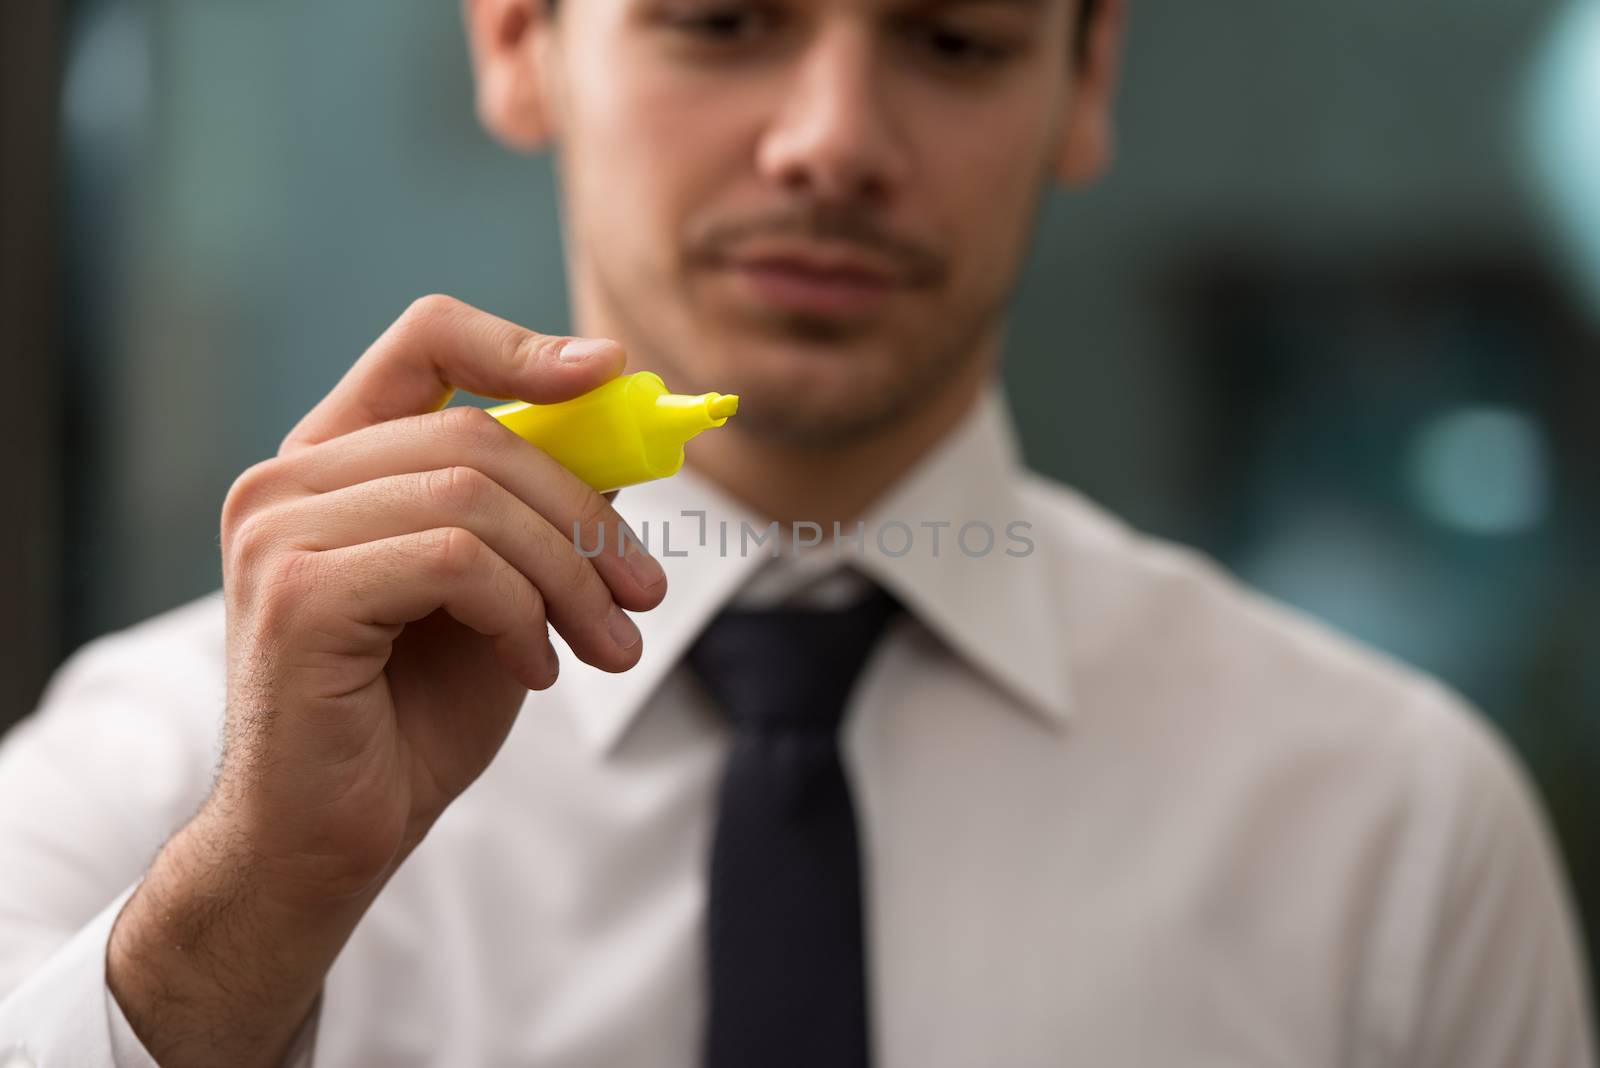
[[2, 0, 1596, 1002]]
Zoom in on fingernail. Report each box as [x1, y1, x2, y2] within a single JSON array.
[[625, 546, 666, 591], [559, 337, 615, 363], [608, 604, 641, 652]]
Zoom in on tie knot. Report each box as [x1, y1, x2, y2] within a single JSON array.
[[686, 583, 903, 734]]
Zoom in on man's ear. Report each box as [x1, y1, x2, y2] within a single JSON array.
[[464, 0, 556, 153], [1053, 0, 1127, 188]]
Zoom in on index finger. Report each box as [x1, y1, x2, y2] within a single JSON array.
[[281, 294, 626, 454]]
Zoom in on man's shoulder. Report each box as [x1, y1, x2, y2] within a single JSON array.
[[37, 590, 227, 717], [1014, 470, 1497, 760], [1017, 471, 1557, 883], [1013, 476, 1592, 1059]]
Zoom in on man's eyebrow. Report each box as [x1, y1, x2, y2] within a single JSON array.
[[919, 0, 1049, 8], [895, 0, 1050, 14]]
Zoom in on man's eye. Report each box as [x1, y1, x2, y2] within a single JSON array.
[[665, 5, 773, 41], [908, 24, 1013, 66]]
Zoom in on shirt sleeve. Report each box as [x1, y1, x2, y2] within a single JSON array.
[[0, 882, 140, 1066], [0, 881, 322, 1068], [1381, 683, 1597, 1068]]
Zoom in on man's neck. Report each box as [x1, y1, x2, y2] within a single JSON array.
[[680, 352, 993, 531]]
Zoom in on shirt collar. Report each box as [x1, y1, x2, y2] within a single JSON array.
[[545, 383, 1075, 757]]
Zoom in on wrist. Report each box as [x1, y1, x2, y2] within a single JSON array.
[[205, 762, 430, 910], [106, 806, 366, 1068]]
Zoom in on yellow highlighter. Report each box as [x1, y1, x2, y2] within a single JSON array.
[[486, 371, 738, 493]]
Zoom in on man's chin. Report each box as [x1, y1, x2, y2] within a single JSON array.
[[709, 351, 917, 447], [638, 295, 976, 446]]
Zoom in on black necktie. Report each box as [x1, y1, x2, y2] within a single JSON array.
[[686, 583, 903, 1068]]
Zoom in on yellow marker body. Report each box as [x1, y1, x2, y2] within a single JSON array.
[[487, 371, 738, 493]]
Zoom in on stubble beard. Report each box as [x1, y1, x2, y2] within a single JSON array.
[[592, 262, 1007, 449]]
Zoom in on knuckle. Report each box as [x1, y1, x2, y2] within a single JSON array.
[[574, 490, 614, 541], [255, 550, 316, 629], [542, 519, 598, 601], [494, 559, 542, 622], [226, 509, 280, 577], [509, 329, 561, 371], [420, 526, 482, 578], [568, 494, 620, 574], [435, 404, 503, 448], [524, 507, 591, 595], [221, 458, 282, 535], [525, 582, 548, 627], [402, 293, 463, 328], [423, 465, 490, 512], [558, 534, 596, 596]]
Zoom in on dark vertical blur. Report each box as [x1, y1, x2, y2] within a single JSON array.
[[0, 0, 63, 725]]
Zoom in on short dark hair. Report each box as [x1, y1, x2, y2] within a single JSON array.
[[547, 0, 1105, 63]]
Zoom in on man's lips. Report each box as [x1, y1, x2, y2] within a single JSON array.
[[720, 252, 902, 318]]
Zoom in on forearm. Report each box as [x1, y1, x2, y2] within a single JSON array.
[[105, 804, 380, 1068]]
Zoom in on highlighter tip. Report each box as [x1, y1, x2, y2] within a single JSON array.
[[709, 394, 739, 420]]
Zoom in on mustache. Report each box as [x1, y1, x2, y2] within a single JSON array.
[[685, 205, 947, 287]]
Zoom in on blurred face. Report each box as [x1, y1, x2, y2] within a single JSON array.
[[533, 0, 1092, 444]]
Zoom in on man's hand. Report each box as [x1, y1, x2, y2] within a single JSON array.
[[107, 296, 667, 1068]]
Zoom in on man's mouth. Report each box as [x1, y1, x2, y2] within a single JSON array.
[[718, 242, 908, 318]]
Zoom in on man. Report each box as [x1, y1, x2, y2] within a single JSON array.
[[0, 0, 1593, 1065]]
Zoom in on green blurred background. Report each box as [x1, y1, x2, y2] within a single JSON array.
[[2, 0, 1596, 1001]]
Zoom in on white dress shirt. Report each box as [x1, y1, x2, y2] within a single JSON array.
[[0, 386, 1593, 1068]]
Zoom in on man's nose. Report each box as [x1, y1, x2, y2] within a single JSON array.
[[755, 26, 913, 205]]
